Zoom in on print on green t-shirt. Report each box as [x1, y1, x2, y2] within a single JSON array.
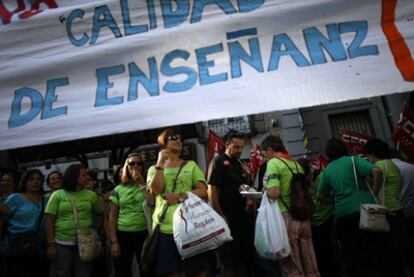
[[147, 161, 207, 234]]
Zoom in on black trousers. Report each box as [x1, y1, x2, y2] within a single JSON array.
[[311, 216, 340, 277], [113, 230, 148, 277], [335, 212, 401, 277], [6, 255, 49, 277]]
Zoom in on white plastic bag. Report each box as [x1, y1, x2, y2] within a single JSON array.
[[173, 192, 233, 259], [254, 193, 290, 260]]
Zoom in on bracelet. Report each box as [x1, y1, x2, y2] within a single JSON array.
[[47, 240, 56, 245], [155, 165, 163, 170]]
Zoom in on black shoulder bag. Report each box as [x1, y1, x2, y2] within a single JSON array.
[[141, 161, 187, 269]]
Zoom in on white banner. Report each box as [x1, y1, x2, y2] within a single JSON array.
[[0, 0, 413, 150]]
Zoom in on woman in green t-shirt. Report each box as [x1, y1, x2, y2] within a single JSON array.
[[45, 164, 104, 277], [317, 138, 385, 277], [108, 152, 153, 277], [148, 128, 208, 277], [364, 138, 407, 276]]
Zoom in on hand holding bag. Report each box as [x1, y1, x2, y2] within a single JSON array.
[[351, 157, 390, 232], [173, 192, 232, 259], [65, 190, 104, 262], [254, 193, 291, 260]]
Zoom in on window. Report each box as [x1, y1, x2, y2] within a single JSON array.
[[329, 110, 374, 138], [204, 116, 252, 137]]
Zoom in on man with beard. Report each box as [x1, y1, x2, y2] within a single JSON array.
[[207, 130, 253, 277]]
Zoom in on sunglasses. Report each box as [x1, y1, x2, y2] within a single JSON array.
[[167, 135, 182, 141], [128, 161, 143, 167]]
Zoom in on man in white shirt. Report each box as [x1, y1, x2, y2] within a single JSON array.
[[391, 158, 414, 276]]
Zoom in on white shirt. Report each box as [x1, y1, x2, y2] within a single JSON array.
[[392, 158, 414, 216]]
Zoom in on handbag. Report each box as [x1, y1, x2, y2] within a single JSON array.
[[65, 190, 105, 262], [9, 196, 44, 257], [351, 157, 390, 232], [141, 161, 187, 268]]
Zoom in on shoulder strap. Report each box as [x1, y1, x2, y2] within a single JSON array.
[[64, 190, 80, 229], [171, 160, 188, 193], [352, 156, 380, 204], [275, 157, 295, 175], [381, 161, 387, 203], [351, 156, 359, 191], [275, 157, 296, 212], [159, 160, 188, 222]]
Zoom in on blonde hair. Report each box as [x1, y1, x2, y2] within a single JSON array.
[[120, 153, 147, 184]]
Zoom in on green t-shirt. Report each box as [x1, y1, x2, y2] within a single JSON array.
[[264, 158, 304, 213], [45, 189, 104, 243], [375, 159, 403, 212], [318, 156, 375, 219], [109, 184, 147, 232], [310, 175, 334, 226], [147, 161, 207, 234]]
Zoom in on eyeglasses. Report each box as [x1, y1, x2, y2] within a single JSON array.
[[128, 161, 143, 167], [167, 135, 182, 142]]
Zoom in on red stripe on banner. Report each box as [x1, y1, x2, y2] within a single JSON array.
[[381, 0, 414, 81], [181, 228, 225, 250]]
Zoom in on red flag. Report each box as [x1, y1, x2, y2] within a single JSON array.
[[393, 104, 414, 162], [340, 129, 373, 157], [249, 144, 262, 180], [310, 154, 329, 172], [207, 129, 225, 168]]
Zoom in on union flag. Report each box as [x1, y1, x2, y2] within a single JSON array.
[[207, 129, 225, 169], [249, 144, 262, 181], [393, 104, 414, 163]]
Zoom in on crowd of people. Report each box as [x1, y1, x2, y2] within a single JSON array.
[[0, 128, 413, 277]]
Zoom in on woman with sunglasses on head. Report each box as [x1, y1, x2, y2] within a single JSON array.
[[147, 128, 208, 277], [109, 152, 154, 277]]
